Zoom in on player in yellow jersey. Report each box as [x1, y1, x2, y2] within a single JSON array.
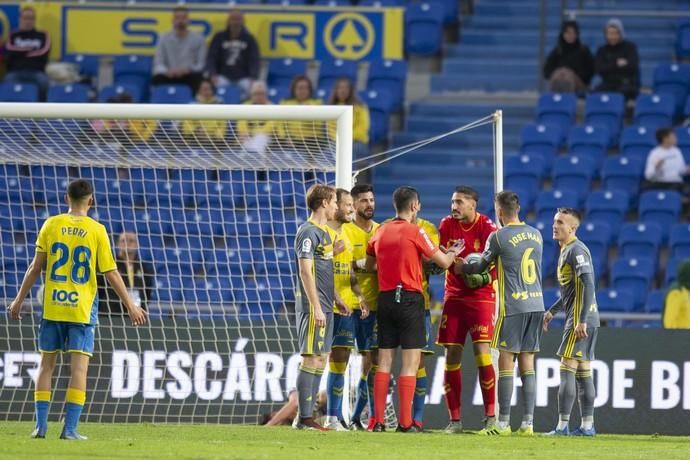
[[325, 188, 371, 430], [8, 179, 147, 440], [342, 184, 379, 430]]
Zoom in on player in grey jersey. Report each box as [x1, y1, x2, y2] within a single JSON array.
[[544, 208, 600, 437], [458, 191, 544, 436]]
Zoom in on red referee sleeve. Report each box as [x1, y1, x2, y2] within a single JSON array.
[[415, 227, 438, 258]]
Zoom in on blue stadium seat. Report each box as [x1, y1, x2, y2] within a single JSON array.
[[584, 92, 625, 146], [639, 190, 682, 241], [264, 0, 308, 4], [653, 63, 690, 116], [318, 59, 357, 93], [359, 0, 404, 5], [597, 289, 635, 313], [182, 209, 224, 237], [600, 155, 643, 203], [676, 20, 690, 59], [618, 222, 663, 261], [633, 93, 674, 130], [63, 54, 100, 79], [216, 86, 242, 104], [47, 83, 90, 103], [674, 125, 690, 163], [505, 154, 544, 208], [520, 123, 560, 158], [645, 289, 665, 314], [567, 125, 609, 165], [542, 288, 560, 310], [0, 82, 39, 102], [669, 224, 690, 259], [367, 60, 406, 111], [620, 124, 656, 162], [154, 275, 183, 302], [665, 257, 685, 285], [99, 84, 142, 103], [30, 165, 71, 205], [3, 176, 34, 203], [610, 257, 655, 310], [314, 0, 351, 5], [113, 55, 152, 99], [267, 84, 291, 104], [534, 190, 579, 223], [585, 190, 629, 236], [551, 155, 597, 206], [151, 85, 193, 104], [267, 58, 307, 89], [578, 221, 610, 275], [405, 2, 444, 56], [531, 220, 557, 277], [536, 93, 576, 143], [359, 89, 394, 144]]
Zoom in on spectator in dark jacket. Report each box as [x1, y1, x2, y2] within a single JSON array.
[[205, 9, 260, 100], [3, 6, 51, 100], [543, 20, 594, 93], [99, 231, 154, 315], [594, 18, 640, 100]]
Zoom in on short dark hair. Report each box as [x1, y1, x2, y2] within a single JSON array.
[[67, 179, 93, 202], [350, 184, 373, 198], [557, 207, 582, 223], [656, 127, 674, 144], [495, 190, 520, 216], [306, 184, 335, 211], [454, 185, 479, 202], [335, 188, 350, 203], [393, 186, 419, 213]]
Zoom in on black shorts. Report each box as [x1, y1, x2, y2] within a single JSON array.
[[377, 290, 426, 350]]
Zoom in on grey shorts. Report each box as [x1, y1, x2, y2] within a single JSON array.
[[296, 310, 334, 355], [492, 311, 543, 353], [557, 327, 598, 362]]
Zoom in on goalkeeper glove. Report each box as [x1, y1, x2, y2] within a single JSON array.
[[463, 272, 491, 289]]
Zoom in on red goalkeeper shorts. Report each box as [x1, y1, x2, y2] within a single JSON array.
[[436, 298, 496, 346]]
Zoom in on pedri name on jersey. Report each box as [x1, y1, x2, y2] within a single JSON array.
[[507, 231, 541, 248], [61, 226, 88, 238]]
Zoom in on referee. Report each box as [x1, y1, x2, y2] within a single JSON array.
[[365, 187, 462, 432]]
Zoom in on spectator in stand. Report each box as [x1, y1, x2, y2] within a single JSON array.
[[3, 6, 51, 100], [237, 81, 283, 155], [99, 231, 154, 315], [90, 94, 157, 146], [543, 20, 594, 94], [181, 79, 227, 144], [152, 6, 206, 93], [594, 18, 640, 100], [280, 75, 323, 151], [328, 78, 370, 159], [644, 128, 690, 191], [205, 9, 260, 100], [663, 260, 690, 329]]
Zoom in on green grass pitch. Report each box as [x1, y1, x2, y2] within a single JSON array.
[[1, 423, 688, 459]]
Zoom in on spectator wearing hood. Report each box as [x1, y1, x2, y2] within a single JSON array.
[[543, 20, 594, 93], [594, 18, 640, 100], [663, 260, 690, 329], [206, 9, 260, 100]]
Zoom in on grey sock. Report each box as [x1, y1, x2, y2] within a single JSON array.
[[498, 370, 514, 423], [520, 371, 536, 424], [576, 370, 595, 420], [311, 368, 324, 415], [297, 366, 318, 419], [558, 366, 577, 421]]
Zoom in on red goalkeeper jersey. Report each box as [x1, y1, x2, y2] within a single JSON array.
[[439, 213, 497, 302]]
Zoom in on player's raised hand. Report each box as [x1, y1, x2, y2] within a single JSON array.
[[128, 305, 148, 326], [7, 300, 24, 320], [333, 237, 345, 257], [447, 239, 465, 256], [574, 321, 588, 338], [543, 311, 554, 332], [314, 307, 326, 328]]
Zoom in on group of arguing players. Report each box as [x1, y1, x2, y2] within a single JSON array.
[[293, 184, 600, 436]]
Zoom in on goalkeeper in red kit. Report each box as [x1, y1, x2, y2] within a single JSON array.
[[436, 186, 498, 433]]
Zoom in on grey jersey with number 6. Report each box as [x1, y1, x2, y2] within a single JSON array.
[[465, 223, 545, 316]]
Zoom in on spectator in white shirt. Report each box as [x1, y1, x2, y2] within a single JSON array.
[[644, 128, 690, 191]]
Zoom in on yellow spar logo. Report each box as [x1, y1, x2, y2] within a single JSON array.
[[323, 13, 374, 60]]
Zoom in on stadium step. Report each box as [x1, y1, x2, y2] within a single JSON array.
[[409, 102, 535, 119], [459, 30, 675, 48], [406, 115, 526, 133], [431, 74, 538, 93]]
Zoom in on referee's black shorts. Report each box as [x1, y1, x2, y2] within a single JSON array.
[[377, 289, 426, 349]]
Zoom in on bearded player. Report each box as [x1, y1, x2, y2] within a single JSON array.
[[437, 186, 497, 433]]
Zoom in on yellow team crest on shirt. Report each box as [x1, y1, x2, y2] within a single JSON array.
[[474, 239, 482, 251]]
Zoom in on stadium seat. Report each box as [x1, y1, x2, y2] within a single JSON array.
[[531, 220, 557, 277], [505, 154, 544, 208], [676, 20, 690, 59], [359, 89, 394, 144], [639, 190, 682, 241], [653, 63, 690, 115], [645, 289, 665, 314], [113, 55, 152, 98], [633, 93, 674, 130], [542, 288, 561, 309], [534, 190, 579, 223], [584, 92, 625, 146], [154, 275, 183, 302], [665, 257, 685, 285], [567, 125, 609, 165], [266, 58, 308, 88], [265, 0, 308, 4], [47, 83, 90, 103], [585, 190, 630, 236], [610, 257, 655, 310], [98, 84, 142, 103], [618, 222, 663, 261], [359, 0, 405, 6], [600, 155, 643, 203], [578, 221, 611, 275], [268, 85, 291, 103], [318, 59, 357, 93], [520, 123, 560, 158], [405, 2, 444, 56], [314, 0, 351, 5], [367, 60, 407, 111], [620, 124, 656, 162], [536, 93, 576, 143], [674, 125, 690, 163], [216, 86, 242, 104], [551, 155, 597, 206], [151, 85, 193, 104], [0, 82, 39, 102], [62, 54, 100, 79], [597, 288, 635, 313], [669, 223, 690, 259]]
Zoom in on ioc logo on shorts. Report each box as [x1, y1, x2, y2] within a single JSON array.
[[52, 289, 79, 303], [323, 13, 374, 60]]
